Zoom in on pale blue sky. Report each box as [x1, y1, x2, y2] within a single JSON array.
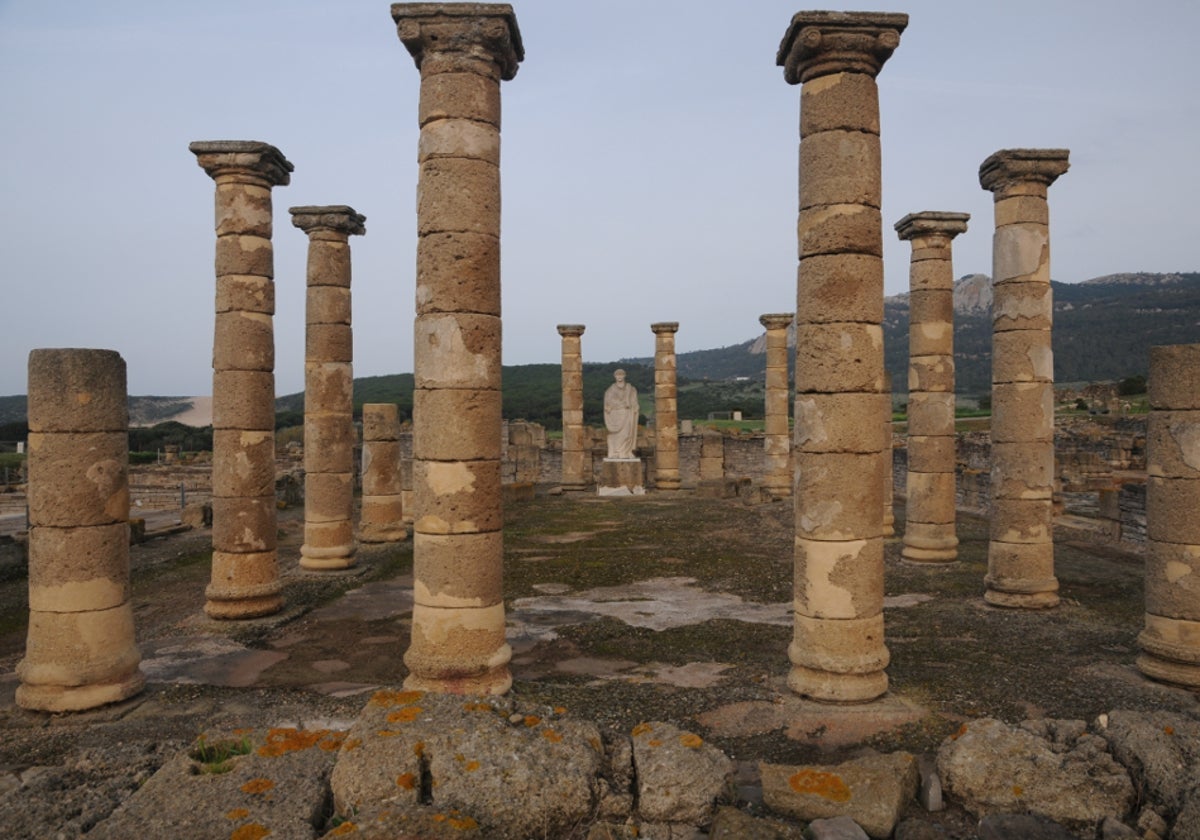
[[1, 1, 1197, 396]]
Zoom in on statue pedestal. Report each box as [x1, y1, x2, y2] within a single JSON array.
[[598, 458, 645, 496]]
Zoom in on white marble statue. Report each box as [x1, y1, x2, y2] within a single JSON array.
[[604, 369, 639, 459]]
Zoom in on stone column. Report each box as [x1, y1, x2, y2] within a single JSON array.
[[557, 324, 588, 491], [895, 211, 969, 562], [652, 322, 681, 491], [979, 149, 1069, 608], [779, 11, 906, 702], [760, 313, 793, 497], [1138, 344, 1200, 687], [18, 349, 144, 712], [190, 140, 292, 619], [291, 205, 366, 570], [882, 371, 895, 537], [360, 403, 408, 543], [394, 3, 523, 695]]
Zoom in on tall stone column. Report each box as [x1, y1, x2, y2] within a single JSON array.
[[979, 149, 1069, 608], [394, 3, 523, 695], [557, 324, 588, 491], [895, 211, 969, 562], [190, 140, 292, 619], [779, 11, 906, 702], [882, 372, 895, 537], [760, 313, 793, 498], [18, 349, 144, 712], [291, 205, 366, 571], [652, 322, 681, 491], [360, 403, 408, 543], [1138, 344, 1200, 688]]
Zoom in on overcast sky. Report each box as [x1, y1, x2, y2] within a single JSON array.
[[1, 1, 1197, 397]]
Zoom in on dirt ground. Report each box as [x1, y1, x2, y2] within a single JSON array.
[[0, 492, 1197, 837]]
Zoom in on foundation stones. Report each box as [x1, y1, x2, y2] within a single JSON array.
[[779, 10, 906, 703], [291, 205, 366, 569], [18, 349, 144, 712], [979, 149, 1069, 608], [760, 313, 794, 498], [557, 324, 588, 491], [190, 140, 292, 620], [652, 322, 681, 491], [394, 2, 523, 695], [360, 403, 408, 543], [895, 211, 969, 563], [1138, 344, 1200, 687]]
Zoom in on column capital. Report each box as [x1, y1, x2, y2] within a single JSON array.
[[651, 322, 680, 336], [777, 11, 907, 85], [759, 313, 794, 331], [189, 140, 293, 186], [392, 3, 523, 80], [895, 211, 970, 242], [289, 205, 366, 237], [556, 324, 585, 338], [979, 149, 1070, 195]]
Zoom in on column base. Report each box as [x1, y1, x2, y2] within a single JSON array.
[[983, 582, 1060, 610], [787, 613, 890, 703], [16, 670, 145, 713], [787, 664, 888, 704], [1137, 614, 1200, 688], [300, 542, 358, 570], [403, 665, 512, 696], [204, 578, 285, 620], [901, 529, 959, 563], [360, 525, 409, 544]]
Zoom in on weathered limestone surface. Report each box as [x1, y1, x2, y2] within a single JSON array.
[[779, 10, 906, 703], [291, 205, 366, 569], [394, 3, 522, 695], [882, 372, 895, 537], [895, 211, 969, 562], [760, 313, 794, 498], [360, 403, 407, 543], [652, 322, 681, 491], [557, 324, 588, 491], [18, 349, 144, 712], [191, 140, 292, 619], [979, 148, 1068, 608], [1138, 344, 1200, 687]]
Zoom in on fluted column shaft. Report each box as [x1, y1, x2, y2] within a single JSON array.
[[760, 313, 793, 497], [1138, 344, 1200, 687], [557, 324, 588, 490], [361, 403, 408, 543], [779, 11, 906, 703], [18, 349, 144, 712], [292, 205, 366, 570], [190, 140, 292, 620], [394, 3, 523, 695], [895, 211, 969, 562], [652, 322, 681, 490], [979, 149, 1069, 609]]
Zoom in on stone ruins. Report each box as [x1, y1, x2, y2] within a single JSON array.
[[190, 140, 293, 620], [979, 148, 1070, 608], [8, 5, 1200, 838], [780, 10, 906, 703], [291, 205, 366, 571], [396, 2, 522, 696], [895, 211, 969, 562], [18, 349, 143, 711]]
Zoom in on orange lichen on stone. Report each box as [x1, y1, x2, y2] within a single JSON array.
[[414, 741, 426, 757], [448, 815, 479, 830], [319, 732, 348, 752], [588, 736, 602, 752], [463, 701, 492, 713], [396, 772, 417, 790], [679, 733, 703, 749], [1165, 726, 1176, 735], [648, 739, 662, 747], [327, 823, 358, 835], [631, 723, 653, 737], [369, 689, 425, 708], [523, 715, 541, 728], [787, 770, 852, 802], [1013, 785, 1024, 797], [240, 777, 275, 795], [233, 728, 254, 736], [226, 808, 250, 820], [554, 706, 567, 715], [230, 823, 271, 840], [465, 760, 481, 772], [257, 728, 332, 757], [543, 729, 563, 744], [376, 729, 400, 738], [951, 723, 969, 740], [386, 706, 424, 724], [342, 738, 362, 751]]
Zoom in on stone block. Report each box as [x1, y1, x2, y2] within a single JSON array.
[[908, 258, 954, 293], [305, 284, 351, 325], [412, 531, 502, 607], [907, 355, 953, 394], [212, 369, 275, 431], [906, 435, 955, 474], [794, 323, 884, 394], [908, 290, 953, 333], [304, 412, 355, 474], [207, 549, 281, 595], [419, 71, 501, 127], [992, 382, 1054, 442], [797, 253, 883, 323], [27, 349, 127, 432], [214, 181, 272, 237], [416, 231, 501, 316], [304, 471, 354, 522], [417, 158, 500, 237], [16, 603, 142, 695], [211, 496, 277, 553], [1147, 410, 1200, 479], [1147, 476, 1200, 543], [27, 523, 130, 612], [787, 612, 888, 703], [211, 429, 275, 497], [993, 223, 1050, 284], [992, 330, 1053, 383], [212, 310, 274, 372], [216, 274, 274, 315], [990, 442, 1054, 499], [992, 280, 1052, 332], [985, 541, 1058, 607], [26, 432, 128, 527], [990, 498, 1053, 543], [419, 116, 501, 166], [403, 602, 511, 694], [362, 403, 401, 441], [1145, 540, 1200, 621], [412, 459, 502, 535], [632, 721, 734, 825], [799, 130, 882, 210], [412, 388, 502, 461], [300, 519, 355, 562], [304, 361, 353, 412], [794, 393, 887, 454], [214, 233, 273, 279], [305, 322, 353, 363], [1150, 344, 1200, 410], [906, 392, 955, 438], [414, 312, 502, 390], [795, 451, 885, 540], [793, 536, 883, 619], [305, 237, 352, 288], [798, 204, 883, 258], [800, 70, 880, 137], [905, 471, 957, 524]]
